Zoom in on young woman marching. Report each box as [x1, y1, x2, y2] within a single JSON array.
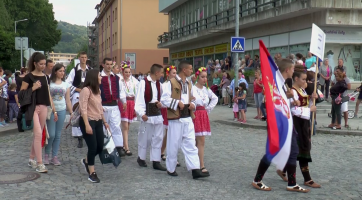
[[192, 67, 218, 174], [160, 65, 177, 161], [119, 61, 139, 156], [291, 65, 320, 188]]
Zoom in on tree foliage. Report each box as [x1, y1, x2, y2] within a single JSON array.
[[53, 21, 88, 53]]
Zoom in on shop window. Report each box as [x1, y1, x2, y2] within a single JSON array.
[[163, 57, 169, 65], [194, 56, 203, 71]]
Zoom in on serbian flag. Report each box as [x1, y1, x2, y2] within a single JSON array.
[[259, 40, 293, 170]]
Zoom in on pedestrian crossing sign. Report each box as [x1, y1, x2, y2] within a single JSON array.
[[231, 37, 245, 52]]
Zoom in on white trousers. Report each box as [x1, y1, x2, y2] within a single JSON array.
[[103, 106, 123, 147], [138, 122, 163, 162], [71, 93, 82, 137], [166, 120, 200, 172]]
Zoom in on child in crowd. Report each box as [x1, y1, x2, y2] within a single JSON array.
[[237, 82, 247, 123], [233, 87, 239, 121], [7, 83, 19, 123], [354, 82, 362, 118]]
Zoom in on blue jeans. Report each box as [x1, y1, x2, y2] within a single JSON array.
[[45, 110, 66, 156], [260, 102, 266, 117]]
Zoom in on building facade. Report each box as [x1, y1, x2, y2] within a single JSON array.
[[158, 0, 362, 83], [88, 6, 99, 69], [94, 0, 169, 73], [49, 52, 77, 66]]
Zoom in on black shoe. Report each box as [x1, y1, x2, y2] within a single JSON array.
[[167, 170, 178, 176], [192, 169, 210, 179], [177, 162, 181, 167], [77, 137, 83, 148], [137, 157, 147, 167], [161, 154, 166, 161], [81, 158, 89, 175], [88, 172, 100, 183], [124, 148, 132, 156], [117, 147, 126, 157], [153, 161, 166, 171]]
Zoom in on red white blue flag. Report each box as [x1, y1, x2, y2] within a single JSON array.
[[259, 40, 293, 170]]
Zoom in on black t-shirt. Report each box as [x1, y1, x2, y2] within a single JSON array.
[[16, 76, 23, 92], [23, 73, 50, 106]]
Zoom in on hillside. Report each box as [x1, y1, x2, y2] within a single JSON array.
[[53, 21, 88, 53]]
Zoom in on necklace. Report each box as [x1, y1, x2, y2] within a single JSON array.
[[124, 76, 136, 94]]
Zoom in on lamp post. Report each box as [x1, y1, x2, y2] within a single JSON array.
[[15, 19, 28, 34]]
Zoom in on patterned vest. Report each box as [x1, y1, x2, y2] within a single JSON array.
[[144, 77, 160, 103], [167, 78, 195, 120], [292, 87, 309, 107], [100, 74, 120, 103]]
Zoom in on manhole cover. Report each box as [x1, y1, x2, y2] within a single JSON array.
[[0, 172, 40, 184]]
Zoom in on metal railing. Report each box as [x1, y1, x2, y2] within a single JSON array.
[[158, 0, 288, 44]]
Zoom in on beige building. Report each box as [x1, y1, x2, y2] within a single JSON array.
[[94, 0, 169, 73], [49, 52, 77, 66]]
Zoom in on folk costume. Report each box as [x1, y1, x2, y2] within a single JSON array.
[[134, 75, 166, 170], [66, 64, 89, 147], [119, 63, 139, 123], [161, 75, 210, 178], [192, 68, 218, 136], [291, 85, 320, 188], [252, 79, 309, 193], [100, 70, 126, 154], [160, 66, 176, 130]]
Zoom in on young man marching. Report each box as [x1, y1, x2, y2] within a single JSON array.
[[161, 60, 210, 179], [252, 59, 309, 193], [100, 58, 127, 157], [66, 51, 89, 148], [134, 64, 166, 171]]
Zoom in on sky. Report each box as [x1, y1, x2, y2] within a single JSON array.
[[49, 0, 100, 26]]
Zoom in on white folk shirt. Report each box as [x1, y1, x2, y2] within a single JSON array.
[[135, 75, 163, 124], [101, 70, 127, 104], [66, 65, 89, 85], [120, 76, 139, 97], [161, 75, 196, 123], [290, 88, 312, 120], [192, 85, 218, 114]]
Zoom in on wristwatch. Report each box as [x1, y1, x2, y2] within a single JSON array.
[[54, 112, 57, 114]]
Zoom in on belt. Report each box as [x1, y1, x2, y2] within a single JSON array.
[[196, 106, 205, 111], [146, 103, 161, 116], [126, 97, 135, 100], [179, 104, 191, 118]]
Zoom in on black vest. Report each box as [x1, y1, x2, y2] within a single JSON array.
[[72, 64, 88, 87]]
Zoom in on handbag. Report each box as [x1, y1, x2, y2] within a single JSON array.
[[99, 129, 121, 168], [70, 102, 80, 127], [316, 89, 324, 104], [45, 75, 54, 120]]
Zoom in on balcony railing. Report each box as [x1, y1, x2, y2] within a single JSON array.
[[158, 0, 290, 44]]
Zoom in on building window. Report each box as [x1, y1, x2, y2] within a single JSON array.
[[113, 10, 114, 21], [115, 32, 117, 44], [163, 57, 169, 64], [115, 7, 117, 20], [109, 15, 110, 26], [112, 34, 114, 45], [109, 37, 110, 48], [115, 56, 117, 62]]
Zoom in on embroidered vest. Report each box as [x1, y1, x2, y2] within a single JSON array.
[[144, 77, 160, 103], [167, 78, 195, 120], [292, 87, 309, 107], [73, 65, 88, 87], [100, 74, 120, 103]]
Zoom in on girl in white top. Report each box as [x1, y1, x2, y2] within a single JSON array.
[[119, 61, 139, 156], [192, 67, 218, 174]]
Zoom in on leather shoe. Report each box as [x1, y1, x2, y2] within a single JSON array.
[[117, 147, 126, 157], [192, 169, 210, 179], [153, 161, 166, 171], [137, 157, 147, 167], [77, 137, 83, 148], [167, 170, 178, 176]]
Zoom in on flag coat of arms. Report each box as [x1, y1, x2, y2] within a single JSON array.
[[259, 40, 293, 170]]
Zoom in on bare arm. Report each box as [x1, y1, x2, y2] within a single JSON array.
[[15, 94, 20, 106], [65, 88, 73, 114]]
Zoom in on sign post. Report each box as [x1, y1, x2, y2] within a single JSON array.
[[309, 23, 326, 136], [15, 37, 28, 68], [232, 0, 241, 90], [231, 35, 245, 94]]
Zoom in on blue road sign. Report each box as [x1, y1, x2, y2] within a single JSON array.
[[231, 37, 245, 53]]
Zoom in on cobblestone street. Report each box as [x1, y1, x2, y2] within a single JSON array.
[[0, 109, 362, 199]]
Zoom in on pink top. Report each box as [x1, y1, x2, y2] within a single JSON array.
[[326, 66, 330, 77], [79, 87, 103, 121]]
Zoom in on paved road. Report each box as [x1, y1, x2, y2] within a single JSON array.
[[0, 110, 362, 199]]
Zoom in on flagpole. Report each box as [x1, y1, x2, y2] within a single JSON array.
[[311, 59, 319, 136], [234, 0, 239, 87]]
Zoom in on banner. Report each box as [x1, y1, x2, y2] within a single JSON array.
[[125, 53, 136, 69]]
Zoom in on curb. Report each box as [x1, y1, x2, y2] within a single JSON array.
[[214, 120, 362, 136], [0, 127, 23, 137]]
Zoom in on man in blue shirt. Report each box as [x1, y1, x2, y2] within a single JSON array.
[[229, 69, 249, 97]]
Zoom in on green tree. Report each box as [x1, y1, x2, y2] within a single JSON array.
[[4, 0, 61, 52], [53, 21, 88, 53]]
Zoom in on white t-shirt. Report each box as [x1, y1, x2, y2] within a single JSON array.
[[49, 81, 70, 111]]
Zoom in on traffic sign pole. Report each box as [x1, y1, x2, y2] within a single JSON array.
[[234, 0, 240, 90], [20, 38, 23, 68]]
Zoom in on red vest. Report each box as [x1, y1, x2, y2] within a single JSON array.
[[292, 87, 309, 107], [144, 77, 160, 103], [100, 75, 120, 103]]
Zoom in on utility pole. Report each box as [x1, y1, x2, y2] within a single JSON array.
[[234, 0, 240, 85]]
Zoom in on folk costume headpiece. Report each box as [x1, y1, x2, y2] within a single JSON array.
[[195, 67, 209, 89], [166, 65, 176, 77], [121, 61, 131, 71], [120, 61, 135, 94]]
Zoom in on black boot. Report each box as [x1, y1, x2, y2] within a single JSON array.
[[117, 147, 125, 157], [137, 157, 147, 167], [153, 161, 166, 171], [77, 137, 83, 148], [167, 171, 178, 176], [192, 169, 210, 179]]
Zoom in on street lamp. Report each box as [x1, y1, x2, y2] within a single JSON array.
[[15, 19, 28, 34]]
